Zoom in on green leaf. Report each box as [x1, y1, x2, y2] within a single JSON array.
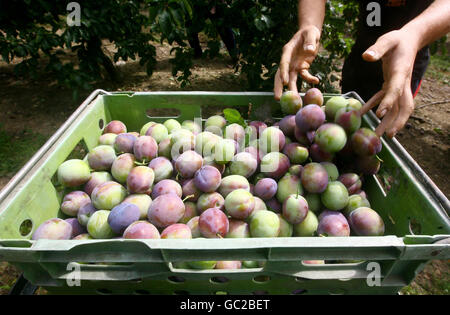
[[223, 108, 246, 127]]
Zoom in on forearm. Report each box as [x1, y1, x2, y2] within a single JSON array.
[[401, 0, 450, 50], [297, 0, 326, 32]]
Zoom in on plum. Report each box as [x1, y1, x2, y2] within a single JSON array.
[[293, 211, 318, 236], [303, 88, 324, 106], [181, 178, 202, 202], [72, 233, 93, 240], [347, 98, 362, 110], [224, 123, 246, 147], [213, 138, 236, 164], [104, 120, 126, 134], [78, 202, 97, 226], [187, 216, 201, 238], [324, 96, 348, 121], [170, 129, 195, 157], [280, 90, 303, 114], [61, 191, 91, 217], [321, 181, 349, 211], [226, 219, 250, 238], [123, 221, 160, 239], [302, 260, 325, 265], [158, 138, 172, 159], [294, 126, 315, 146], [203, 155, 226, 175], [260, 127, 286, 153], [225, 189, 255, 220], [317, 211, 350, 236], [348, 207, 385, 236], [87, 145, 116, 171], [351, 128, 382, 156], [265, 198, 281, 213], [260, 152, 290, 179], [277, 214, 293, 237], [114, 133, 138, 154], [133, 135, 158, 163], [148, 193, 185, 228], [91, 181, 127, 210], [229, 152, 258, 178], [107, 203, 141, 235], [253, 197, 267, 211], [161, 223, 192, 239], [163, 119, 181, 134], [320, 162, 339, 181], [111, 153, 135, 184], [338, 173, 362, 195], [140, 121, 156, 136], [187, 260, 217, 270], [175, 150, 203, 179], [218, 175, 250, 198], [127, 166, 155, 194], [304, 193, 322, 213], [276, 174, 303, 204], [335, 107, 361, 134], [205, 115, 226, 136], [197, 192, 225, 214], [199, 207, 229, 238], [99, 133, 117, 146], [356, 155, 381, 175], [194, 165, 222, 193], [182, 120, 202, 135], [295, 104, 325, 133], [344, 194, 371, 217], [249, 210, 280, 237], [282, 194, 308, 224], [84, 171, 113, 195], [288, 164, 304, 177], [309, 143, 335, 162], [314, 123, 347, 153], [254, 178, 277, 201], [215, 261, 242, 269], [179, 201, 198, 224], [145, 123, 168, 144], [195, 131, 221, 157], [123, 194, 152, 219], [151, 179, 182, 199], [248, 121, 267, 138], [32, 218, 73, 240], [244, 146, 264, 165], [57, 159, 91, 187], [301, 163, 329, 194], [282, 142, 309, 164], [87, 210, 115, 239], [279, 115, 296, 138], [148, 156, 173, 183]]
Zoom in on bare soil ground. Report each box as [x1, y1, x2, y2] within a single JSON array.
[[0, 41, 448, 295]]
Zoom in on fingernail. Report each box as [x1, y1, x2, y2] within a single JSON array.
[[304, 44, 315, 51], [366, 50, 376, 57], [378, 109, 387, 117]]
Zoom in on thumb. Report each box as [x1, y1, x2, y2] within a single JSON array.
[[302, 28, 320, 53], [362, 35, 396, 62]]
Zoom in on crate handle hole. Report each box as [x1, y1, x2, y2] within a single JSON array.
[[408, 218, 422, 235], [210, 277, 229, 284], [291, 289, 307, 295], [168, 276, 186, 283], [99, 119, 104, 130], [19, 219, 33, 237], [146, 108, 181, 118], [253, 275, 271, 283]]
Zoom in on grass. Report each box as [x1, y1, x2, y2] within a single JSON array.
[[426, 54, 450, 85], [0, 124, 48, 177]]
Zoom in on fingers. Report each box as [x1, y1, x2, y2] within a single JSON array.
[[376, 71, 406, 118], [387, 85, 414, 137], [302, 28, 319, 53], [359, 90, 385, 116], [274, 68, 284, 101], [288, 71, 299, 94], [280, 41, 296, 85], [362, 33, 398, 62], [375, 101, 399, 138]]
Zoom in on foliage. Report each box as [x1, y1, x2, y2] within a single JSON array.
[[0, 0, 446, 96]]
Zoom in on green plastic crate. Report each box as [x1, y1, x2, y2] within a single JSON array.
[[0, 90, 448, 295]]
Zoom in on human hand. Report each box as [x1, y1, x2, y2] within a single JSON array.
[[274, 26, 321, 100], [359, 30, 419, 138]]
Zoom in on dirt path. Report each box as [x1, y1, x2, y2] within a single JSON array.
[[0, 42, 448, 294]]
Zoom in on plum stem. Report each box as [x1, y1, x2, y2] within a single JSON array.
[[182, 194, 195, 202], [216, 233, 224, 239], [375, 155, 384, 163], [134, 160, 148, 166]]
